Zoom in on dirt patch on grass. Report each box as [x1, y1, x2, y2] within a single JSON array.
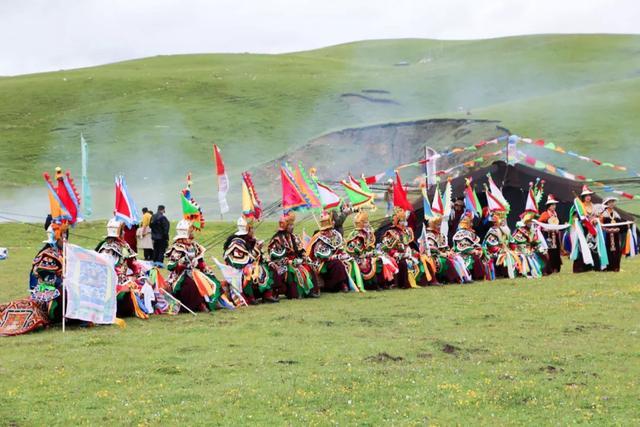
[[540, 365, 564, 374], [365, 352, 405, 363], [442, 343, 460, 355], [276, 360, 299, 365]]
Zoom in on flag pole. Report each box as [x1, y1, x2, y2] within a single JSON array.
[[62, 240, 67, 333], [311, 211, 321, 229]]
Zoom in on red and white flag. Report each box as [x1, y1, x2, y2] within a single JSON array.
[[114, 175, 140, 227], [363, 172, 386, 185], [213, 144, 230, 214]]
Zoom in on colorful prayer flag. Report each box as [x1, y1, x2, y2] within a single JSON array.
[[213, 144, 230, 215], [64, 243, 118, 324]]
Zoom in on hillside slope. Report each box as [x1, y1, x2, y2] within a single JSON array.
[[1, 34, 639, 216]]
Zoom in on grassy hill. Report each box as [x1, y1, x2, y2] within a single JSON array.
[[1, 34, 639, 216], [1, 220, 639, 424]]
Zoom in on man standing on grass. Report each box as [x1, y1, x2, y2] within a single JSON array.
[[384, 179, 394, 217], [151, 205, 170, 267]]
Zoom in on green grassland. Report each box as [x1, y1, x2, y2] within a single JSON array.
[[1, 220, 639, 425], [1, 34, 639, 191]]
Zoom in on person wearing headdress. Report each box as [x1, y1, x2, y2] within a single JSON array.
[[345, 210, 389, 290], [538, 194, 562, 274], [165, 219, 224, 312], [599, 197, 623, 272], [95, 218, 152, 318], [422, 215, 472, 284], [448, 197, 466, 244], [307, 211, 360, 292], [512, 213, 545, 278], [0, 226, 63, 336], [29, 224, 67, 321], [571, 185, 602, 273], [223, 216, 278, 304], [380, 208, 420, 288], [451, 211, 486, 281], [267, 212, 317, 299], [482, 211, 519, 279]]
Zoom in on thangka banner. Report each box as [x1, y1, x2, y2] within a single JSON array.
[[64, 244, 118, 324]]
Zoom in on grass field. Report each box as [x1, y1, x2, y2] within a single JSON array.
[[1, 220, 639, 425]]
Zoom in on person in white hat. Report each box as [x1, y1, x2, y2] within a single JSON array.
[[600, 197, 623, 272], [95, 218, 149, 318], [165, 220, 225, 312], [223, 216, 279, 304], [573, 184, 602, 273]]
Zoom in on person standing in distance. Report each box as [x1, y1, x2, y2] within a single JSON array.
[[151, 205, 170, 267]]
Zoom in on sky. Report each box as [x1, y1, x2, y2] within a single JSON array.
[[1, 0, 639, 76]]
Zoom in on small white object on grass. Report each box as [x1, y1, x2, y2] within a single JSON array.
[[0, 247, 7, 260]]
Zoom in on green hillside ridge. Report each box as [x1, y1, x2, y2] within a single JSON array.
[[1, 34, 639, 216]]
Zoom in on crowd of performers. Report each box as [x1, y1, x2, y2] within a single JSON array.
[[0, 171, 636, 336]]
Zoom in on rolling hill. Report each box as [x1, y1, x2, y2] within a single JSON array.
[[1, 34, 639, 217]]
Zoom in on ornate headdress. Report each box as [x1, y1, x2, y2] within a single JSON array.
[[392, 207, 407, 226], [319, 211, 334, 231], [428, 215, 442, 231], [235, 215, 255, 236], [106, 218, 123, 238], [458, 211, 474, 230], [278, 212, 296, 231], [174, 219, 193, 241], [354, 210, 369, 230]]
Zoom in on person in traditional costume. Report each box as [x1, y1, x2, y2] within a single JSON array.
[[538, 194, 562, 274], [451, 211, 486, 281], [165, 219, 225, 312], [1, 167, 80, 336], [422, 215, 472, 284], [0, 226, 62, 336], [571, 185, 602, 273], [28, 224, 66, 321], [307, 211, 363, 292], [345, 210, 393, 290], [95, 218, 153, 319], [380, 208, 421, 288], [600, 197, 623, 272], [482, 211, 520, 279], [223, 216, 278, 304], [267, 212, 317, 299], [512, 214, 546, 278]]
